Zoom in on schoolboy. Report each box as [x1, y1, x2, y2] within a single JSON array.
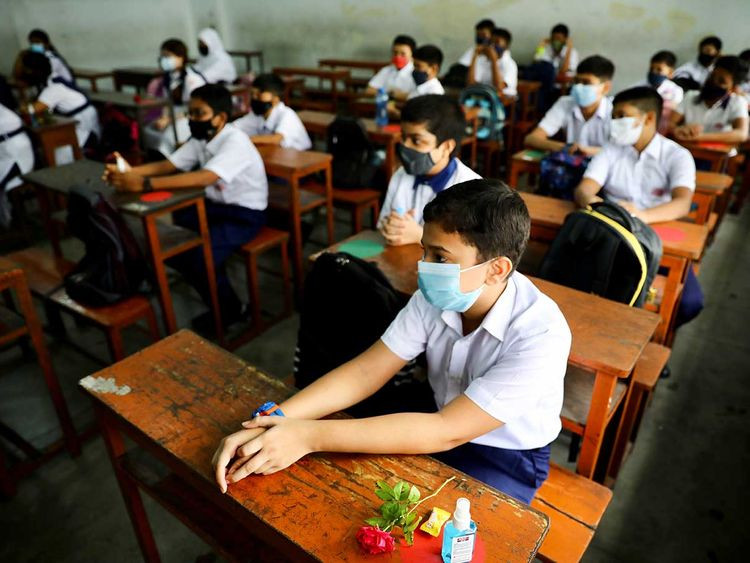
[[212, 179, 571, 505], [365, 35, 417, 101], [233, 73, 312, 151], [670, 55, 749, 145], [525, 55, 615, 156], [640, 51, 684, 113], [534, 23, 579, 80], [574, 86, 703, 325], [104, 84, 268, 330], [378, 94, 480, 247], [466, 27, 518, 97], [408, 45, 445, 99], [673, 36, 722, 88], [457, 19, 496, 67]]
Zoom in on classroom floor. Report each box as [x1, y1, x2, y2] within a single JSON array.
[[1, 201, 748, 562]]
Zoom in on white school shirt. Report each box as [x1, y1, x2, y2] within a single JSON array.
[[459, 48, 518, 96], [38, 78, 101, 146], [676, 91, 749, 133], [584, 134, 696, 210], [233, 102, 312, 151], [407, 77, 445, 99], [673, 60, 712, 85], [45, 51, 74, 83], [381, 272, 571, 450], [0, 104, 34, 192], [377, 159, 480, 227], [538, 95, 613, 147], [634, 78, 684, 110], [168, 123, 268, 211], [368, 62, 416, 94], [534, 44, 579, 76]]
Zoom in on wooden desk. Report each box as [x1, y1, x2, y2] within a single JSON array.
[[516, 80, 541, 122], [112, 66, 162, 94], [318, 58, 389, 73], [21, 159, 223, 341], [508, 150, 544, 188], [0, 258, 81, 496], [279, 76, 305, 106], [273, 67, 351, 112], [82, 329, 549, 561], [257, 146, 334, 293], [298, 109, 401, 182], [72, 68, 112, 92], [679, 140, 736, 172], [29, 117, 82, 166], [312, 230, 659, 479], [696, 170, 733, 232], [227, 49, 263, 73]]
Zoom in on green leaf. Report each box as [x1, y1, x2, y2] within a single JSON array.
[[404, 530, 415, 546], [393, 481, 406, 500], [404, 516, 422, 534], [376, 480, 395, 499], [375, 488, 394, 501], [407, 485, 420, 504], [365, 517, 387, 528], [404, 513, 417, 526], [381, 501, 401, 521]]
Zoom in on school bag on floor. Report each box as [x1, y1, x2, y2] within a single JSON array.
[[64, 185, 150, 306], [295, 252, 429, 418], [538, 201, 662, 307], [459, 83, 506, 141], [326, 116, 381, 189], [538, 149, 591, 200]]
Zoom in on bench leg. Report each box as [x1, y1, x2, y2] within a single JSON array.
[[245, 253, 262, 329], [105, 327, 125, 362], [577, 371, 618, 480], [606, 385, 648, 483], [280, 240, 293, 318], [353, 204, 364, 234]]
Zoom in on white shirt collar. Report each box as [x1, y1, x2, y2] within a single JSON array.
[[205, 122, 234, 152], [573, 96, 610, 122]]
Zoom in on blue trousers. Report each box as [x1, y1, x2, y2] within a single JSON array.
[[169, 200, 265, 320], [675, 266, 704, 327]]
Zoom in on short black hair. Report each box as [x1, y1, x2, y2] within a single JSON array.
[[254, 73, 285, 97], [492, 27, 512, 45], [161, 38, 188, 60], [20, 50, 52, 86], [713, 55, 747, 85], [613, 86, 663, 120], [551, 23, 569, 37], [190, 83, 232, 118], [740, 49, 750, 63], [423, 179, 530, 268], [401, 94, 465, 157], [28, 29, 50, 44], [475, 19, 495, 31], [700, 36, 722, 51], [413, 45, 443, 69], [577, 55, 615, 80], [393, 34, 416, 53], [650, 50, 677, 68]]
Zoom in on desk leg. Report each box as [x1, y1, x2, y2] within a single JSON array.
[[34, 186, 63, 258], [384, 141, 396, 184], [508, 161, 520, 188], [96, 406, 161, 563], [606, 382, 646, 483], [288, 177, 304, 295], [324, 164, 335, 245], [143, 216, 177, 335], [577, 370, 618, 480], [195, 199, 224, 344]]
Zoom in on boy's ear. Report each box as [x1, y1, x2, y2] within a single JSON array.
[[602, 80, 612, 95], [441, 138, 457, 158], [485, 256, 513, 286]]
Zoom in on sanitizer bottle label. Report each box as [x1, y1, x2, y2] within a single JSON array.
[[451, 534, 475, 562]]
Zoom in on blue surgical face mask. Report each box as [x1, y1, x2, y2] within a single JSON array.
[[571, 83, 600, 107], [647, 72, 667, 88], [159, 56, 179, 72], [417, 259, 495, 312], [29, 43, 45, 54]]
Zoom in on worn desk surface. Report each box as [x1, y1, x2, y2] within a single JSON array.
[[82, 329, 549, 562]]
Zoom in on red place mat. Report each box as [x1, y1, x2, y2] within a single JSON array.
[[382, 124, 402, 133], [696, 142, 729, 151], [398, 531, 486, 562], [140, 191, 174, 203], [652, 225, 686, 242]]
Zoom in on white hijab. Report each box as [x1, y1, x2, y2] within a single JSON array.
[[195, 28, 237, 84]]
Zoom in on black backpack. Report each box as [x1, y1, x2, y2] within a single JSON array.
[[538, 201, 662, 308], [326, 116, 379, 189], [295, 252, 427, 417], [64, 185, 150, 306]]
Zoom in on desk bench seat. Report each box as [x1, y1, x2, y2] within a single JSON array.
[[305, 182, 381, 234]]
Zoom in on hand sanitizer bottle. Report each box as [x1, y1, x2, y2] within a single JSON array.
[[441, 498, 477, 562]]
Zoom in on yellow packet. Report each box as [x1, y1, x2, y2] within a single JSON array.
[[420, 507, 451, 537]]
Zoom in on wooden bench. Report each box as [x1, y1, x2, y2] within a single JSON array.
[[6, 247, 159, 362], [306, 183, 381, 234], [532, 463, 613, 562]]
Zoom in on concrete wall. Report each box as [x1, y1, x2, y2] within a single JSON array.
[[2, 0, 749, 91]]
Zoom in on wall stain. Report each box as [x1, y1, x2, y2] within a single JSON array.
[[667, 8, 697, 33], [609, 1, 646, 20]]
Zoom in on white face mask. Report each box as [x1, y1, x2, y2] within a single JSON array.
[[609, 116, 644, 146]]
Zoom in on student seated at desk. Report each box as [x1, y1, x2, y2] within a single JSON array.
[[194, 28, 237, 84], [408, 45, 445, 99], [212, 179, 571, 504], [670, 56, 749, 145], [457, 18, 495, 70], [17, 51, 100, 155], [0, 102, 34, 226], [465, 26, 518, 98], [574, 86, 703, 326], [533, 23, 579, 82], [24, 28, 74, 84], [105, 84, 268, 330], [233, 73, 311, 151], [673, 36, 722, 90], [378, 94, 480, 246], [636, 50, 683, 131], [143, 38, 207, 158], [525, 55, 615, 156], [364, 34, 417, 102]]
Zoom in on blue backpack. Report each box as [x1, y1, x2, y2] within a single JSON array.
[[459, 84, 506, 141], [538, 148, 591, 201]]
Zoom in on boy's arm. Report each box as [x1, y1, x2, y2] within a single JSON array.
[[489, 52, 507, 93], [525, 126, 565, 152], [466, 47, 482, 85], [625, 187, 692, 223], [110, 169, 220, 192], [558, 39, 573, 78], [695, 116, 749, 143], [574, 177, 604, 207]]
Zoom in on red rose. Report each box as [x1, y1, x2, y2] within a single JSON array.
[[356, 526, 396, 554]]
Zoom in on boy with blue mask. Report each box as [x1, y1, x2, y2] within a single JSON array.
[[525, 55, 615, 157], [212, 179, 571, 505], [378, 94, 480, 246], [636, 51, 683, 130], [465, 26, 518, 97]]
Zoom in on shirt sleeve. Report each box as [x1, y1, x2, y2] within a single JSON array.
[[377, 173, 399, 228], [38, 84, 65, 110], [202, 137, 253, 183], [368, 67, 389, 90], [167, 139, 200, 171], [464, 325, 570, 423], [501, 58, 518, 94], [537, 97, 568, 137], [458, 48, 475, 67], [582, 145, 612, 187], [380, 292, 429, 361], [231, 114, 260, 136], [668, 146, 696, 191], [276, 110, 311, 149], [567, 48, 580, 74], [728, 95, 749, 122]]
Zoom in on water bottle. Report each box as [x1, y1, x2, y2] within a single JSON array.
[[375, 87, 388, 127]]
